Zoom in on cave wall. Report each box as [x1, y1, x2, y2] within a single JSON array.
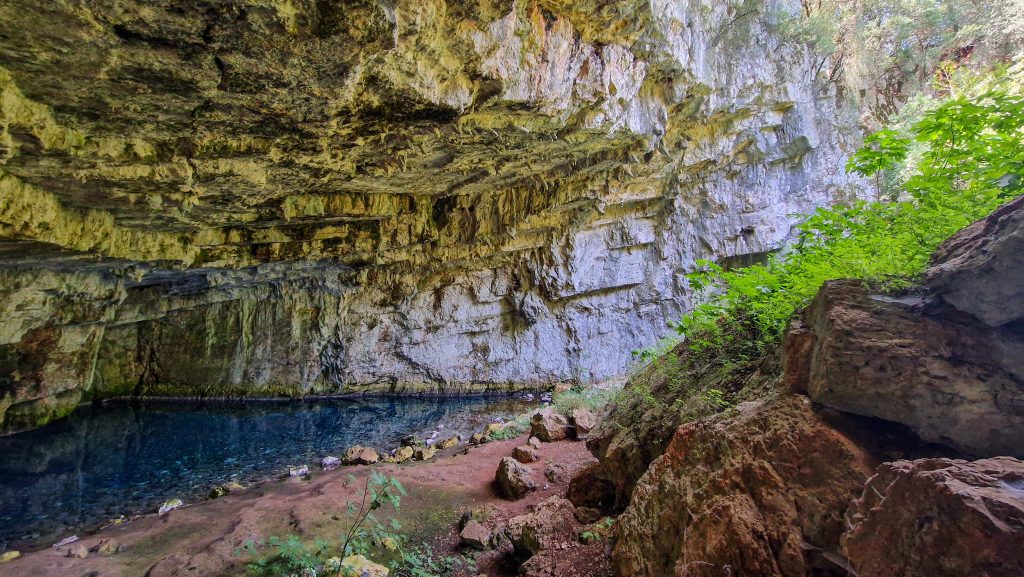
[[0, 0, 863, 433]]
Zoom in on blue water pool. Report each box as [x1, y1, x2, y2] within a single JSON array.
[[0, 395, 536, 545]]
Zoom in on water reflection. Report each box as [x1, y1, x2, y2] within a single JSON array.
[[0, 395, 534, 544]]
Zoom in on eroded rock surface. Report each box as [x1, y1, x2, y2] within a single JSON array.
[[925, 195, 1024, 327], [612, 396, 874, 577], [0, 0, 860, 432], [842, 457, 1024, 577], [785, 280, 1024, 457]]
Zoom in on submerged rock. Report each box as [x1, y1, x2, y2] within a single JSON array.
[[842, 457, 1024, 577], [289, 465, 310, 478], [495, 457, 537, 500]]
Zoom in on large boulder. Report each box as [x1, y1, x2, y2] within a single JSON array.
[[925, 195, 1024, 327], [612, 396, 874, 577], [506, 496, 578, 557], [785, 280, 1024, 457], [842, 457, 1024, 577], [495, 457, 537, 500], [569, 408, 598, 439], [530, 408, 572, 442], [342, 446, 379, 465]]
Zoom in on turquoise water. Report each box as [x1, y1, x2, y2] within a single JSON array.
[[0, 395, 536, 545]]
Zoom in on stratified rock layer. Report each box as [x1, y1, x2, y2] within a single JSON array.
[[0, 0, 861, 432], [784, 279, 1024, 457], [925, 195, 1024, 327], [842, 457, 1024, 577]]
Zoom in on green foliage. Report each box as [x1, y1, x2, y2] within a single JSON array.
[[551, 386, 614, 416], [680, 89, 1023, 356], [579, 517, 615, 544], [242, 535, 331, 577], [486, 414, 529, 441]]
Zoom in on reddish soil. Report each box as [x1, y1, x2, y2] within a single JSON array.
[[1, 435, 612, 577]]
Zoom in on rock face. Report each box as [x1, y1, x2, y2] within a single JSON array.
[[842, 457, 1024, 577], [785, 280, 1024, 457], [925, 195, 1024, 327], [612, 396, 874, 577], [0, 0, 860, 432]]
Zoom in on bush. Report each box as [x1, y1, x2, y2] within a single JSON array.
[[679, 88, 1023, 357]]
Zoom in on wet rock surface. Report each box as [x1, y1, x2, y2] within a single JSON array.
[[0, 0, 860, 432], [842, 457, 1024, 577]]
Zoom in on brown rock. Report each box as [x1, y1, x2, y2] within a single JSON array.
[[528, 436, 542, 449], [842, 457, 1024, 577], [612, 396, 873, 577], [569, 408, 597, 438], [925, 195, 1024, 327], [506, 497, 578, 557], [469, 432, 487, 445], [342, 445, 379, 465], [393, 446, 414, 463], [65, 544, 89, 559], [89, 539, 124, 555], [436, 436, 459, 449], [413, 446, 436, 461], [512, 445, 539, 464], [530, 408, 571, 442], [566, 463, 616, 510], [784, 279, 1024, 457], [495, 456, 537, 500], [459, 520, 492, 550]]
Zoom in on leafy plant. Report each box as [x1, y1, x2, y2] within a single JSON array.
[[679, 89, 1023, 357], [341, 471, 407, 557]]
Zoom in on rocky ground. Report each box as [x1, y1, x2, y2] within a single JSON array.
[[0, 421, 610, 577]]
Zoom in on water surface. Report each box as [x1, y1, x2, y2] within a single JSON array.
[[0, 395, 535, 545]]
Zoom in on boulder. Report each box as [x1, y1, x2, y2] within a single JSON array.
[[512, 445, 539, 464], [784, 279, 1024, 457], [506, 497, 578, 557], [65, 544, 89, 559], [338, 554, 389, 577], [469, 432, 487, 445], [459, 520, 492, 550], [394, 446, 414, 463], [413, 446, 436, 461], [289, 465, 310, 478], [90, 539, 124, 555], [0, 551, 20, 564], [612, 396, 873, 577], [342, 446, 379, 465], [208, 481, 245, 498], [321, 456, 342, 470], [842, 457, 1024, 577], [158, 498, 184, 515], [436, 436, 459, 449], [530, 408, 572, 442], [528, 436, 542, 449], [925, 195, 1024, 327], [495, 456, 537, 500], [570, 408, 597, 438]]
